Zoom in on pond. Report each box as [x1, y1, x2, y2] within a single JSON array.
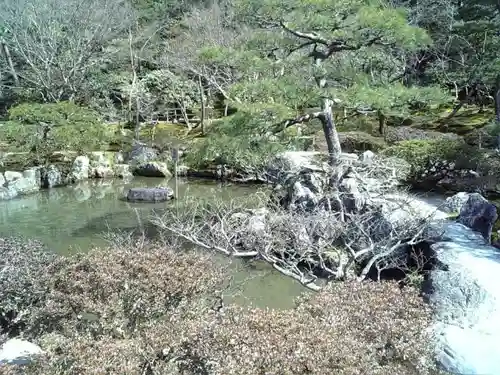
[[0, 177, 309, 309]]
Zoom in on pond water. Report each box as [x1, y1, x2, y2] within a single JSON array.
[[0, 177, 309, 309]]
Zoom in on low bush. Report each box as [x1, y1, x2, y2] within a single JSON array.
[[2, 102, 111, 166], [384, 126, 460, 144], [382, 139, 465, 174], [0, 238, 58, 337], [0, 235, 441, 375], [184, 135, 285, 174]]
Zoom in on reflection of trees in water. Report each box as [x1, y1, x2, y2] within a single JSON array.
[[70, 209, 161, 240]]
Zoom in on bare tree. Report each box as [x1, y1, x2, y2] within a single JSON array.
[[151, 156, 438, 291], [0, 0, 135, 102], [161, 1, 244, 118]]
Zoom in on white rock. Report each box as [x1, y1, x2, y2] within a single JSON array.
[[361, 150, 375, 165], [4, 171, 23, 182], [69, 155, 90, 181], [0, 339, 44, 365], [441, 192, 470, 214]]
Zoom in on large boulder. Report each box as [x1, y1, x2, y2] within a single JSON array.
[[0, 169, 40, 201], [40, 164, 63, 188], [266, 151, 327, 185], [126, 187, 174, 202], [127, 141, 159, 164], [134, 162, 171, 178], [68, 155, 90, 182], [441, 192, 470, 214], [0, 339, 44, 365], [114, 164, 133, 179], [89, 152, 115, 179], [457, 193, 497, 243]]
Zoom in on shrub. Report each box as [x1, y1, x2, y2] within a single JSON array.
[[184, 135, 285, 174], [0, 236, 441, 375], [0, 238, 57, 337], [0, 242, 226, 341], [382, 139, 465, 175], [384, 126, 460, 144], [3, 102, 110, 165]]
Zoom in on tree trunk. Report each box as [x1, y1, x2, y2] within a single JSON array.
[[320, 98, 341, 166], [494, 74, 500, 149], [495, 74, 500, 125], [198, 74, 206, 136], [0, 38, 19, 86], [377, 110, 387, 136], [178, 99, 191, 131]]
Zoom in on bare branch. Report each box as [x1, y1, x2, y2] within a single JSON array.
[[279, 21, 330, 45]]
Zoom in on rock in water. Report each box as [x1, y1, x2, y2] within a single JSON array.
[[41, 164, 63, 188], [127, 187, 174, 202], [457, 193, 497, 243], [114, 164, 133, 179], [0, 169, 40, 200], [0, 339, 44, 365], [68, 155, 90, 182], [441, 192, 470, 214]]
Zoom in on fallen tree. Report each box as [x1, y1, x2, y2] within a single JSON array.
[[152, 152, 442, 291]]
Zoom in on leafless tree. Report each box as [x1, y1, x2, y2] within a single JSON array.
[[0, 0, 135, 102], [151, 156, 438, 291], [161, 1, 244, 118]]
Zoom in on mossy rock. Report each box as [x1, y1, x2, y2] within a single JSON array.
[[402, 106, 494, 134], [384, 126, 461, 144], [383, 139, 500, 195], [315, 131, 387, 153], [382, 139, 467, 171]]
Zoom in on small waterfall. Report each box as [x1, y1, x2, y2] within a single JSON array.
[[417, 196, 500, 374]]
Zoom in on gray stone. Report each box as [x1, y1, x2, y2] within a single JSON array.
[[0, 339, 44, 365], [361, 150, 375, 165], [114, 164, 133, 179], [88, 152, 115, 179], [134, 162, 171, 178], [457, 193, 497, 243], [41, 164, 63, 188], [128, 141, 159, 164], [68, 155, 90, 182], [441, 192, 470, 214], [0, 168, 41, 200], [114, 151, 125, 164], [92, 165, 115, 179], [0, 186, 17, 201], [266, 151, 325, 185], [4, 171, 23, 182], [127, 187, 174, 202]]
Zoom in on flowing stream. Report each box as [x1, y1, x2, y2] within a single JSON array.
[[0, 177, 309, 309], [408, 195, 500, 374]]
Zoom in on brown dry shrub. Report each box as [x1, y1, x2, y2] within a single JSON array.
[[1, 244, 438, 375], [29, 247, 227, 339]]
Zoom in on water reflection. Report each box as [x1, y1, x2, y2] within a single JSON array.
[[0, 178, 306, 309]]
